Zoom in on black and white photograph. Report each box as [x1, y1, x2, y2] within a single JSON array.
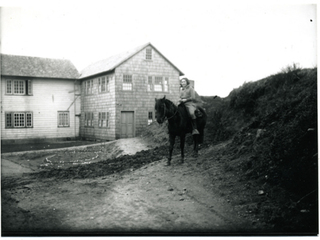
[[0, 0, 317, 237]]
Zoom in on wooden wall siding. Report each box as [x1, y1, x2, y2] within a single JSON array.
[[2, 78, 80, 140], [79, 46, 181, 140], [114, 46, 181, 139], [80, 74, 116, 141]]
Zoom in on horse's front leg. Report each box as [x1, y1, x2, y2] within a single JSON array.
[[167, 134, 176, 166], [180, 134, 185, 164], [192, 134, 199, 158]]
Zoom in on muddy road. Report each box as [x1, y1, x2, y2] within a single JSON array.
[[2, 138, 269, 236]]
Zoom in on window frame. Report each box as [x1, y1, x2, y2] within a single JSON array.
[[98, 76, 111, 93], [148, 76, 169, 92], [85, 79, 93, 95], [84, 112, 94, 127], [154, 76, 163, 92], [146, 48, 152, 60], [148, 111, 153, 125], [98, 77, 106, 93], [98, 112, 110, 128], [6, 79, 33, 96], [122, 74, 133, 91], [5, 111, 33, 128], [164, 77, 169, 92], [147, 76, 153, 91], [58, 111, 70, 127]]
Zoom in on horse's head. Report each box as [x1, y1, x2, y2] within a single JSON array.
[[154, 96, 167, 124]]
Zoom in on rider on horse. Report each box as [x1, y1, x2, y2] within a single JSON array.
[[178, 77, 203, 135]]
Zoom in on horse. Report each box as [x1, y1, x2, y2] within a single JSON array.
[[154, 96, 207, 166]]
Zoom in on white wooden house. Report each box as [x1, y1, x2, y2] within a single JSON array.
[[1, 43, 184, 143], [79, 43, 184, 140], [1, 54, 80, 144]]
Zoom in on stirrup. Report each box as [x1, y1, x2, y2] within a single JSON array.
[[195, 109, 203, 118]]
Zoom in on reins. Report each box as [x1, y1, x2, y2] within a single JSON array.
[[163, 101, 178, 122]]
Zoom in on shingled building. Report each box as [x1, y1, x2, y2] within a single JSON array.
[[79, 43, 184, 140], [1, 54, 80, 143]]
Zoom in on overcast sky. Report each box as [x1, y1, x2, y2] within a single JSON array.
[[0, 0, 317, 97]]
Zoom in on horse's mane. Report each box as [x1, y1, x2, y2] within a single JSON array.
[[163, 98, 176, 109]]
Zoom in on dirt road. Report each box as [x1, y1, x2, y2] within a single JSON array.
[[2, 138, 267, 236]]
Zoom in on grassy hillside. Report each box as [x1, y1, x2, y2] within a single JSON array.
[[202, 66, 317, 232], [203, 67, 317, 193]]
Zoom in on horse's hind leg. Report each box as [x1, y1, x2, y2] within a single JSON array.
[[180, 134, 185, 164], [167, 134, 175, 166], [192, 134, 199, 158], [198, 128, 204, 149]]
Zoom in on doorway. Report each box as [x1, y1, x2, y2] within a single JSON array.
[[120, 111, 134, 138]]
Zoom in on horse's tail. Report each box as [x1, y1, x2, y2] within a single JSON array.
[[198, 127, 205, 144], [198, 106, 206, 115], [196, 106, 207, 145], [195, 106, 207, 119]]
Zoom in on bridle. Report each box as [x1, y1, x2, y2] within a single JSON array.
[[161, 101, 177, 122]]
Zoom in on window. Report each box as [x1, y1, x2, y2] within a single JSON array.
[[84, 112, 94, 127], [5, 112, 33, 128], [6, 113, 12, 127], [148, 112, 153, 125], [14, 113, 25, 127], [146, 48, 152, 60], [154, 76, 163, 91], [6, 80, 12, 94], [58, 111, 69, 127], [98, 76, 111, 93], [99, 77, 105, 92], [164, 77, 169, 92], [6, 80, 32, 95], [123, 75, 133, 91], [14, 80, 24, 94], [148, 76, 153, 91], [26, 113, 32, 127], [107, 76, 111, 92], [148, 76, 169, 92], [99, 112, 110, 128], [85, 79, 93, 95]]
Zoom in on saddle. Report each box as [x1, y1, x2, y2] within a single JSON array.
[[179, 101, 205, 118]]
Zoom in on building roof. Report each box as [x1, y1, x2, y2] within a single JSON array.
[[80, 42, 184, 79], [1, 54, 79, 79]]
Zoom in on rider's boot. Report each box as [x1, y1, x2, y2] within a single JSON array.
[[191, 119, 200, 135]]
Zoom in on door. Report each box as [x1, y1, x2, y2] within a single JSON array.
[[121, 111, 134, 138]]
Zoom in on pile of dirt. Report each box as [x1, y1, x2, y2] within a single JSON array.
[[140, 121, 169, 145], [3, 138, 153, 172], [28, 146, 168, 180], [201, 66, 318, 233]]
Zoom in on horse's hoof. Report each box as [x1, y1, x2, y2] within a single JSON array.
[[165, 162, 171, 166]]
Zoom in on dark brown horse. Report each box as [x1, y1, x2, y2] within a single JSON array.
[[155, 96, 207, 165]]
